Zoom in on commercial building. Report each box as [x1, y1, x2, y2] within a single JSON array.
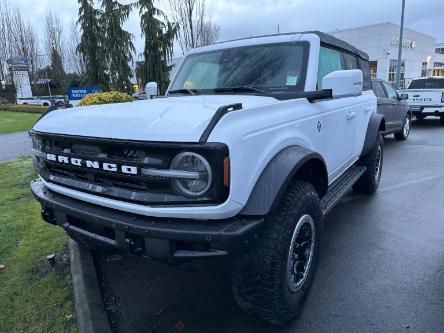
[[330, 23, 444, 87]]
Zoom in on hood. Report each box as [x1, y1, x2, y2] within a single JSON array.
[[33, 95, 279, 142]]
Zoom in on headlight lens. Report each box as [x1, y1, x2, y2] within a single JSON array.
[[170, 152, 212, 197], [31, 135, 43, 151]]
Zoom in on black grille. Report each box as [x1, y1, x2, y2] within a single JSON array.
[[33, 132, 229, 205]]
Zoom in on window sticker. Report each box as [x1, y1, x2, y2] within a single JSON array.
[[286, 75, 298, 86], [184, 80, 193, 88]]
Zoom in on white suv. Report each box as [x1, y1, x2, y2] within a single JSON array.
[[30, 31, 384, 324]]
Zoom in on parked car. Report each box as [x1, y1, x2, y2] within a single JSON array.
[[371, 79, 411, 140], [30, 31, 384, 324], [0, 97, 8, 104], [399, 77, 444, 125], [17, 97, 51, 107]]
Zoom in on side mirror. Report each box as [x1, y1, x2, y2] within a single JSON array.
[[146, 82, 159, 99], [400, 93, 408, 100], [322, 70, 363, 98]]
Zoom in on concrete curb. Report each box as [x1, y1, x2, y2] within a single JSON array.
[[69, 239, 112, 333]]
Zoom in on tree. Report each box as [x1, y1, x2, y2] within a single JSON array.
[[0, 4, 40, 84], [77, 0, 109, 88], [199, 19, 220, 46], [100, 0, 135, 93], [138, 0, 178, 94], [45, 11, 68, 95], [66, 22, 85, 76], [168, 0, 220, 54]]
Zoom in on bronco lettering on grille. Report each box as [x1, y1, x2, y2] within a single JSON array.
[[46, 153, 138, 175]]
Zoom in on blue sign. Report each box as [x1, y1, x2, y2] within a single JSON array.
[[67, 86, 102, 101]]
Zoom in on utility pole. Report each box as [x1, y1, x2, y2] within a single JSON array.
[[396, 0, 406, 89]]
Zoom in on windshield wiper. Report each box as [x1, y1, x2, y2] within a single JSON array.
[[212, 86, 268, 95], [168, 89, 197, 95]]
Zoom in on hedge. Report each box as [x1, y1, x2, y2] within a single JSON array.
[[0, 105, 48, 114]]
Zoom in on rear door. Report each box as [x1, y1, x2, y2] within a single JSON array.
[[382, 81, 404, 130]]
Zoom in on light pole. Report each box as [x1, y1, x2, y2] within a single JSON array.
[[395, 0, 406, 89]]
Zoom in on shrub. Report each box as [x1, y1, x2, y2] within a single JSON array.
[[78, 91, 133, 107], [0, 104, 47, 114]]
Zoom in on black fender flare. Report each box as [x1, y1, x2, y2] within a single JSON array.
[[241, 146, 328, 216], [361, 113, 385, 157]]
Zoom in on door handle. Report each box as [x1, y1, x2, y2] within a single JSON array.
[[346, 111, 356, 120]]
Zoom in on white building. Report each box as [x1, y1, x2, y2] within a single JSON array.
[[330, 23, 444, 87]]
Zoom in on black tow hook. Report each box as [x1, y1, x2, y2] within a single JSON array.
[[41, 208, 56, 225]]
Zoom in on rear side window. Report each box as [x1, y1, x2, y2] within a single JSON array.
[[317, 47, 342, 89], [372, 81, 386, 98], [342, 53, 359, 70], [358, 58, 371, 91], [409, 79, 444, 89]]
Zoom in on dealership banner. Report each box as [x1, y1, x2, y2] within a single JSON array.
[[67, 86, 102, 101]]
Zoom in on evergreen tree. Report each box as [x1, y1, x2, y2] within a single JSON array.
[[77, 0, 109, 89], [49, 47, 65, 89], [138, 0, 177, 94], [100, 0, 135, 93]]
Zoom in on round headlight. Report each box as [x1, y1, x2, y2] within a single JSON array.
[[170, 152, 212, 197]]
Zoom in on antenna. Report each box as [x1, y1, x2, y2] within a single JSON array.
[[277, 24, 280, 34]]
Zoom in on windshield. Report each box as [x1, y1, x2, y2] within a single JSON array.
[[408, 78, 444, 89], [169, 42, 308, 94]]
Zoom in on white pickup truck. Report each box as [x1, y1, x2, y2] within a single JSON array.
[[17, 97, 52, 107], [400, 77, 444, 124]]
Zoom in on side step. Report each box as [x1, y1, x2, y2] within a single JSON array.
[[320, 165, 366, 216]]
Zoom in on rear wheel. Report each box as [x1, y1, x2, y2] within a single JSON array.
[[440, 115, 444, 126], [394, 114, 411, 140], [353, 133, 383, 194], [231, 181, 322, 325]]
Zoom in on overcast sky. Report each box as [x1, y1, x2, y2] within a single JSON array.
[[11, 0, 444, 59]]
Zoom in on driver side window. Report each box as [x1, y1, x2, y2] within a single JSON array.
[[383, 82, 398, 99], [317, 47, 342, 90]]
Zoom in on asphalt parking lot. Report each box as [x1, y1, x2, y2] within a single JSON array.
[[0, 131, 31, 163], [95, 119, 444, 333]]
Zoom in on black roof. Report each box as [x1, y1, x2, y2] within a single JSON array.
[[209, 31, 369, 61], [312, 31, 369, 61]]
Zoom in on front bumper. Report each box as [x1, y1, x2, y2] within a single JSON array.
[[31, 179, 265, 260]]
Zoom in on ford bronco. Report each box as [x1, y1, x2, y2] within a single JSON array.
[[30, 31, 384, 324]]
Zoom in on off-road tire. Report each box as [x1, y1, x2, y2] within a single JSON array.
[[440, 115, 444, 126], [394, 114, 411, 140], [353, 133, 383, 194], [230, 181, 322, 325]]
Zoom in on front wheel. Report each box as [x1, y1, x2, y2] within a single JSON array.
[[394, 114, 411, 140], [353, 133, 384, 194], [231, 181, 322, 325]]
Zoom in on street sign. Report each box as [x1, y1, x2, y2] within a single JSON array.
[[67, 86, 102, 101]]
